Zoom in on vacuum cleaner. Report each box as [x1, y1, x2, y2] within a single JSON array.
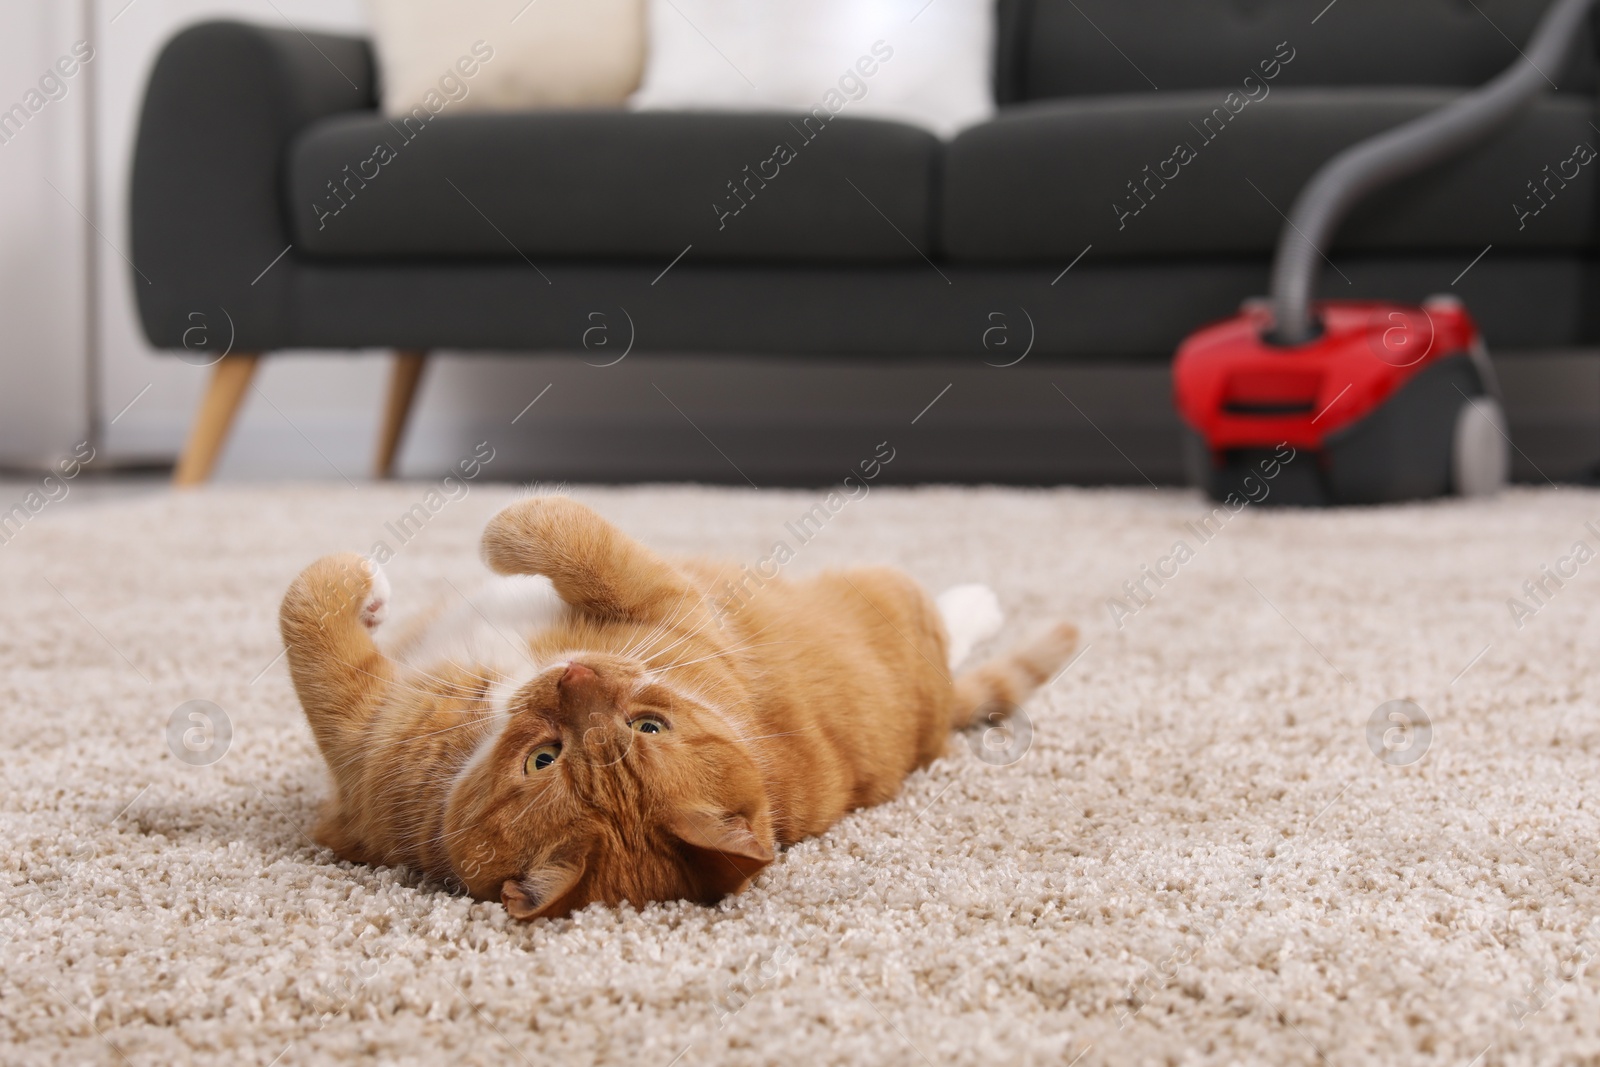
[[1174, 0, 1596, 505]]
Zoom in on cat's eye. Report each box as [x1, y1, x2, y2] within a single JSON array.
[[524, 743, 562, 773], [629, 715, 668, 734]]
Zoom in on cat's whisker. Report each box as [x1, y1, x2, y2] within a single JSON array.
[[617, 596, 695, 659], [325, 716, 484, 775], [358, 738, 486, 782], [636, 625, 707, 665], [484, 778, 561, 845], [340, 667, 483, 702], [637, 585, 803, 667], [732, 608, 807, 642], [330, 651, 499, 702], [650, 640, 792, 674], [634, 585, 732, 661], [348, 663, 494, 702], [615, 627, 653, 662], [325, 709, 493, 775], [636, 564, 734, 656], [645, 577, 802, 666], [726, 730, 802, 744], [321, 671, 490, 721]]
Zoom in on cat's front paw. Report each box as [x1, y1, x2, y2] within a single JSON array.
[[281, 553, 390, 637], [481, 495, 595, 577], [359, 560, 390, 631]]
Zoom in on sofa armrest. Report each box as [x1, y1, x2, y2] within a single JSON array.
[[131, 20, 374, 350]]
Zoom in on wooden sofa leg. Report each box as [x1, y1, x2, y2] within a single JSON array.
[[173, 353, 261, 487], [375, 350, 428, 479]]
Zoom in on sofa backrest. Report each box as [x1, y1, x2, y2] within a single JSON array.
[[995, 0, 1599, 101]]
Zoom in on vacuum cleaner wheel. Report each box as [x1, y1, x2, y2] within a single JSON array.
[[1321, 355, 1485, 504]]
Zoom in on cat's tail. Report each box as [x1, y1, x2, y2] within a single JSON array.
[[949, 621, 1079, 729]]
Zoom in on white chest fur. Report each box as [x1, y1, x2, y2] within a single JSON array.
[[397, 574, 568, 676]]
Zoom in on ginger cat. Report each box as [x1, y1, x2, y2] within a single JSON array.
[[278, 496, 1077, 920]]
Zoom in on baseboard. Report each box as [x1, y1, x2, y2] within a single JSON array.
[[94, 350, 1600, 486]]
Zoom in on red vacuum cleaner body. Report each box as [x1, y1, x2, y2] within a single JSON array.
[[1168, 0, 1594, 505], [1175, 298, 1508, 505]]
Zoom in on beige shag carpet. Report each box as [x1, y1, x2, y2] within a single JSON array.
[[5, 483, 1600, 1066]]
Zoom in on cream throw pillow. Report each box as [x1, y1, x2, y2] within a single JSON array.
[[629, 0, 995, 137], [364, 0, 646, 115]]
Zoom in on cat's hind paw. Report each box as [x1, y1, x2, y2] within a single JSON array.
[[937, 583, 1004, 670]]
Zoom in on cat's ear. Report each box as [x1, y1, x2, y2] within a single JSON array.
[[666, 807, 774, 884], [500, 855, 587, 921]]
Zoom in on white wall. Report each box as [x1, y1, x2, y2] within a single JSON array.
[[0, 2, 92, 466], [94, 0, 376, 478]]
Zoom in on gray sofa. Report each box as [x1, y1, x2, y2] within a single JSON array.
[[132, 1, 1600, 483]]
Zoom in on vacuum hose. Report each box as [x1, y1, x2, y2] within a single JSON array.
[[1268, 0, 1597, 344]]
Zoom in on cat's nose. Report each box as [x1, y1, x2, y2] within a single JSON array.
[[559, 663, 598, 690], [555, 663, 615, 736]]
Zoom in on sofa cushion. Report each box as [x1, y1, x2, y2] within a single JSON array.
[[941, 88, 1599, 263], [289, 110, 939, 264]]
